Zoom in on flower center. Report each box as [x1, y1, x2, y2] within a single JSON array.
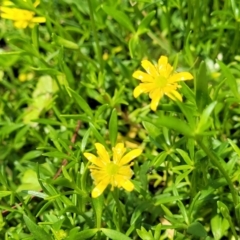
[[106, 162, 119, 175], [156, 75, 168, 88]]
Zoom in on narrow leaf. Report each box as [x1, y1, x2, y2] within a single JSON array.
[[137, 10, 156, 35], [196, 61, 209, 113], [68, 88, 93, 118], [101, 228, 132, 240], [144, 116, 193, 137], [109, 108, 118, 147], [102, 5, 135, 33], [23, 215, 51, 240], [218, 60, 239, 99]]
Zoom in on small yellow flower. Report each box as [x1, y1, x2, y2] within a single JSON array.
[[133, 56, 193, 111], [84, 143, 142, 198], [0, 0, 46, 29]]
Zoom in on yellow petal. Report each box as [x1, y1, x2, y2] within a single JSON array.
[[133, 85, 144, 98], [90, 170, 108, 183], [168, 72, 193, 83], [113, 143, 126, 164], [141, 60, 158, 77], [150, 89, 163, 111], [1, 12, 15, 20], [132, 70, 153, 82], [118, 166, 133, 178], [0, 6, 12, 14], [84, 153, 98, 164], [32, 16, 46, 23], [133, 83, 155, 98], [158, 56, 173, 77], [158, 56, 168, 69], [121, 180, 134, 192], [14, 21, 28, 28], [95, 143, 110, 163], [119, 149, 142, 165], [166, 90, 182, 101], [92, 178, 109, 198]]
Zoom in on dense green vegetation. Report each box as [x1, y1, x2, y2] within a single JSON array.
[[0, 0, 240, 239]]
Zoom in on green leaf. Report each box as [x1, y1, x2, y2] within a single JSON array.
[[176, 149, 193, 165], [68, 88, 93, 118], [217, 201, 230, 219], [89, 123, 106, 146], [176, 102, 196, 128], [175, 169, 192, 185], [20, 150, 42, 162], [0, 191, 12, 198], [152, 151, 168, 167], [154, 195, 182, 205], [81, 129, 91, 152], [52, 33, 79, 49], [137, 10, 156, 35], [23, 215, 52, 240], [153, 223, 162, 240], [0, 123, 24, 136], [31, 25, 39, 50], [136, 227, 154, 240], [177, 200, 189, 225], [218, 60, 239, 99], [31, 119, 64, 126], [184, 32, 194, 66], [101, 228, 132, 240], [128, 34, 139, 58], [160, 204, 173, 217], [42, 151, 75, 161], [21, 190, 48, 199], [102, 5, 135, 33], [130, 202, 150, 225], [228, 138, 240, 156], [92, 196, 104, 230], [187, 222, 207, 238], [70, 229, 98, 239], [144, 116, 193, 137], [196, 61, 209, 113], [231, 0, 240, 21], [211, 215, 229, 240], [180, 82, 195, 103], [31, 67, 62, 75], [109, 108, 118, 147], [196, 101, 217, 134]]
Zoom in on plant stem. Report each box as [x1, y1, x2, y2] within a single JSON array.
[[87, 0, 103, 72], [112, 189, 122, 232], [196, 138, 240, 225]]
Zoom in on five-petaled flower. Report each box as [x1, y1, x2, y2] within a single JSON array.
[[133, 56, 193, 111], [84, 143, 142, 198], [0, 0, 46, 29]]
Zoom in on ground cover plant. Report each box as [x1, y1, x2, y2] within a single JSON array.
[[0, 0, 240, 239]]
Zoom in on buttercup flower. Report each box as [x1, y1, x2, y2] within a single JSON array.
[[0, 0, 46, 29], [133, 56, 193, 111], [84, 143, 142, 198]]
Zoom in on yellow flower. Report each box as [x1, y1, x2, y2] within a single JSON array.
[[84, 143, 142, 198], [133, 56, 193, 111], [0, 0, 46, 29]]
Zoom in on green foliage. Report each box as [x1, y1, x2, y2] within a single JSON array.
[[1, 0, 240, 239]]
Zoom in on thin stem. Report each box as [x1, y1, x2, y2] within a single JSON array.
[[112, 189, 122, 232], [212, 0, 228, 59], [196, 138, 240, 225], [87, 0, 103, 72]]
